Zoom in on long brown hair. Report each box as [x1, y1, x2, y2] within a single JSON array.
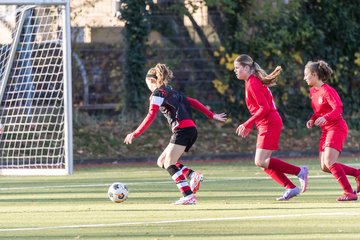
[[304, 60, 333, 82], [234, 54, 282, 86]]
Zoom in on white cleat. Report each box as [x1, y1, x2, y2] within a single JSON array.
[[173, 194, 197, 205], [190, 172, 203, 194], [276, 187, 300, 201]]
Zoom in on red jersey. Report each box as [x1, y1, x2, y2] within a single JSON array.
[[243, 75, 278, 129], [309, 83, 345, 130]]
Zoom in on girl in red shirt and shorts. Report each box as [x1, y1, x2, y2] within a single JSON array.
[[234, 54, 308, 201], [304, 60, 359, 201]]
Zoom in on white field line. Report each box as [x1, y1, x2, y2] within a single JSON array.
[[0, 175, 333, 191], [1, 211, 360, 232], [348, 163, 360, 167]]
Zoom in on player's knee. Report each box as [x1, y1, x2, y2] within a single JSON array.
[[321, 165, 330, 173], [322, 161, 333, 170], [157, 160, 164, 169], [254, 159, 265, 168]]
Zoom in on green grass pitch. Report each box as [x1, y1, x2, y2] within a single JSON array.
[[1, 158, 360, 239]]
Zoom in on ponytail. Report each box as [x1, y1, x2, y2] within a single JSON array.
[[154, 63, 173, 87], [255, 63, 282, 87], [235, 54, 282, 86]]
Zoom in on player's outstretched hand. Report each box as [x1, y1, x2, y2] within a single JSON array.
[[236, 124, 251, 138], [213, 113, 227, 122], [124, 133, 134, 145]]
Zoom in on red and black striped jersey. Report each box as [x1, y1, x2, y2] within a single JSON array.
[[132, 85, 214, 138]]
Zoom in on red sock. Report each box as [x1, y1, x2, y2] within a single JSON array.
[[329, 163, 353, 194], [268, 158, 301, 175], [337, 163, 360, 177], [264, 168, 296, 189]]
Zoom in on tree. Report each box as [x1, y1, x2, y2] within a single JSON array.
[[119, 0, 150, 115], [203, 0, 360, 128]]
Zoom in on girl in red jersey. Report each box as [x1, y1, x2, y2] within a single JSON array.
[[233, 54, 308, 201], [124, 63, 227, 205], [304, 60, 359, 201]]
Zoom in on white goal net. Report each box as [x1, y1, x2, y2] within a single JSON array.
[[0, 0, 73, 175]]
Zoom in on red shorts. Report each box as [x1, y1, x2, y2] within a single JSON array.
[[256, 112, 282, 150], [319, 123, 348, 152]]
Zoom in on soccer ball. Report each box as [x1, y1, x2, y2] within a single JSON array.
[[108, 182, 129, 203]]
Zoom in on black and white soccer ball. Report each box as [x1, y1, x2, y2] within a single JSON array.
[[108, 182, 129, 203]]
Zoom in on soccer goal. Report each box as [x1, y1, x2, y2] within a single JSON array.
[[0, 0, 73, 175]]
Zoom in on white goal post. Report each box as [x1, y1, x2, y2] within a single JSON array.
[[0, 0, 73, 175]]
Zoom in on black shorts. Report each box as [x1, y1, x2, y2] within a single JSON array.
[[170, 127, 198, 152]]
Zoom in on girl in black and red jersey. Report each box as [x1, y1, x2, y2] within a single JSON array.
[[124, 63, 227, 205], [304, 60, 359, 201], [234, 54, 308, 201]]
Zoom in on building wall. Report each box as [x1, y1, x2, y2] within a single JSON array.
[[71, 0, 124, 43], [71, 0, 209, 44], [0, 5, 16, 44]]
